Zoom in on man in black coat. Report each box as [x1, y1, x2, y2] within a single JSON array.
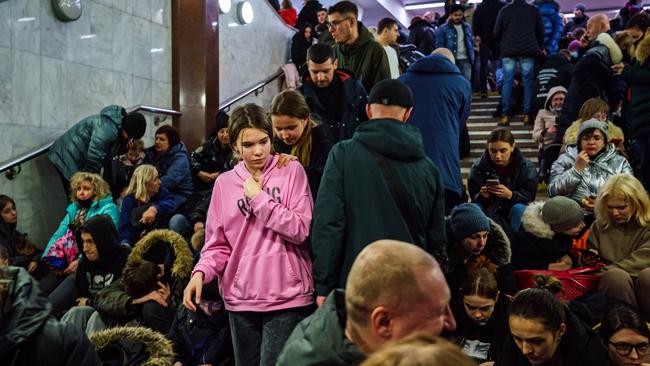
[[408, 16, 437, 55], [473, 0, 505, 97], [295, 0, 322, 30], [564, 3, 589, 34], [299, 43, 368, 142], [0, 266, 101, 365]]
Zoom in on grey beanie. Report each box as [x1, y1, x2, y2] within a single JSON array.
[[450, 203, 491, 241], [542, 196, 584, 232], [578, 118, 608, 143]]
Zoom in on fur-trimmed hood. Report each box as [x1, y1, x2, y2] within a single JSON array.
[[128, 229, 193, 281], [90, 326, 174, 366], [521, 201, 555, 239], [636, 34, 650, 64]]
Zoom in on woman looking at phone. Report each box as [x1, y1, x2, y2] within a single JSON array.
[[468, 128, 538, 234], [587, 174, 650, 319]]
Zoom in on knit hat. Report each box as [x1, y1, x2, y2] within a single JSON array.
[[575, 3, 586, 13], [215, 110, 230, 131], [542, 196, 584, 232], [578, 118, 609, 142], [568, 40, 581, 52], [122, 112, 147, 139], [368, 79, 414, 108], [449, 203, 491, 241]]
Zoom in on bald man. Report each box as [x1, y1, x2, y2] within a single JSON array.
[[276, 240, 456, 365], [586, 14, 610, 41]]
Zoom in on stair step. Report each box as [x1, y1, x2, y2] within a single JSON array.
[[472, 101, 500, 107], [472, 95, 500, 101], [467, 123, 530, 131], [469, 129, 532, 137]]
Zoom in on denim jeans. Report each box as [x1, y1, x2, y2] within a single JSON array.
[[501, 57, 535, 115], [169, 213, 193, 240], [479, 45, 498, 93], [456, 59, 472, 81]]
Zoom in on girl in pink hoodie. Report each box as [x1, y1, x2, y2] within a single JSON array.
[[183, 103, 314, 365]]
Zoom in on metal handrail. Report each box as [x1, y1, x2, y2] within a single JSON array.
[[219, 70, 285, 111], [0, 105, 182, 175]]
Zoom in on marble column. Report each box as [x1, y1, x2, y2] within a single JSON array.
[[172, 0, 219, 151]]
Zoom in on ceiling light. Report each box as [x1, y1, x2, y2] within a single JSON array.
[[237, 1, 253, 24], [219, 0, 232, 14], [404, 2, 445, 10]]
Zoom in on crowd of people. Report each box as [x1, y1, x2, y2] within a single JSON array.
[[1, 0, 650, 365]]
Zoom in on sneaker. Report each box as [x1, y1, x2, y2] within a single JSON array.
[[499, 115, 510, 126], [523, 115, 530, 124]]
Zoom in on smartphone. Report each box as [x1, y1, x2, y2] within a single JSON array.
[[486, 179, 500, 186], [578, 249, 602, 261]]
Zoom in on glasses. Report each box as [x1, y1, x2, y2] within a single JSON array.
[[609, 341, 650, 356], [328, 16, 350, 30]]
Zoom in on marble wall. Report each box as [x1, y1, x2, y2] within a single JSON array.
[[0, 0, 172, 245]]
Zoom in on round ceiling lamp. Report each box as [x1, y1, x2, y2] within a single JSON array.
[[218, 0, 231, 14], [237, 1, 253, 24]]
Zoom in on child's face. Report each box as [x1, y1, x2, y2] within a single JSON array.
[[127, 151, 141, 163], [76, 180, 95, 201], [235, 128, 271, 173]]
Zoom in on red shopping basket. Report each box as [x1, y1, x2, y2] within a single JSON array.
[[513, 266, 602, 301]]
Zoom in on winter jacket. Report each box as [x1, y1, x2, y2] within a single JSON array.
[[450, 293, 511, 363], [333, 21, 391, 92], [511, 201, 575, 270], [316, 23, 335, 46], [291, 31, 312, 71], [75, 215, 130, 303], [295, 0, 322, 31], [548, 145, 633, 202], [621, 35, 650, 139], [472, 0, 505, 52], [556, 33, 624, 143], [436, 21, 475, 64], [408, 19, 437, 56], [190, 137, 234, 192], [534, 53, 573, 111], [439, 218, 516, 297], [274, 122, 334, 198], [468, 148, 539, 217], [0, 221, 41, 268], [534, 0, 563, 56], [94, 230, 194, 326], [119, 186, 176, 244], [311, 118, 447, 296], [144, 143, 194, 209], [533, 86, 567, 147], [279, 8, 297, 27], [194, 155, 314, 312], [564, 15, 589, 35], [496, 309, 610, 366], [91, 326, 175, 366], [618, 2, 645, 31], [494, 0, 545, 59], [42, 195, 119, 259], [399, 54, 472, 195], [0, 266, 101, 365], [277, 289, 365, 366], [48, 105, 125, 180], [563, 120, 625, 146], [299, 69, 368, 142], [589, 220, 650, 277]]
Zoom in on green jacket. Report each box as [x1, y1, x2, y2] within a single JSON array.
[[311, 118, 447, 296], [333, 21, 391, 92], [277, 290, 365, 366], [621, 35, 650, 139], [48, 105, 125, 179]]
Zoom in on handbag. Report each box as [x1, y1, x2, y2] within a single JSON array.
[[43, 229, 79, 271]]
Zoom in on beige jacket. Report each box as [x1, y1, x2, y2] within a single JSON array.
[[533, 86, 567, 147], [588, 220, 650, 276]]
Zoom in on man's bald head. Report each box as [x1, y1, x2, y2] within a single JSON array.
[[587, 14, 610, 39], [433, 47, 455, 63]]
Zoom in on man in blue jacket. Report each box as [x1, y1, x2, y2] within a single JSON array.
[[436, 4, 475, 81], [399, 48, 472, 212]]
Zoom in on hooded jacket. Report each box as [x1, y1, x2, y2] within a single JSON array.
[[276, 290, 365, 366], [90, 326, 175, 366], [621, 35, 650, 139], [548, 144, 633, 202], [299, 69, 368, 142], [93, 230, 194, 325], [407, 19, 437, 56], [589, 219, 650, 277], [436, 20, 476, 64], [144, 143, 194, 209], [497, 309, 610, 366], [534, 0, 563, 55], [494, 0, 545, 58], [556, 33, 623, 142], [75, 215, 130, 303], [533, 86, 567, 147], [311, 119, 447, 296], [472, 0, 505, 50], [333, 21, 391, 92], [190, 136, 234, 192], [511, 201, 575, 270], [42, 195, 119, 259], [399, 54, 472, 195], [295, 0, 322, 30], [194, 155, 314, 312], [534, 54, 573, 111], [0, 267, 101, 365]]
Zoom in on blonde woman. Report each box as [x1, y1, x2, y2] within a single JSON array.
[[587, 174, 650, 317], [119, 165, 175, 245]]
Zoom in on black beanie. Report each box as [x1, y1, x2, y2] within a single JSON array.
[[122, 112, 147, 139], [215, 110, 230, 132]]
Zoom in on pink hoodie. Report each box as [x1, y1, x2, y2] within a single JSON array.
[[193, 155, 314, 312]]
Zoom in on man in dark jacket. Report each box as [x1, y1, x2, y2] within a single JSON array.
[[295, 0, 322, 30], [473, 0, 505, 97], [494, 0, 545, 125], [311, 79, 447, 305], [564, 3, 589, 34], [300, 43, 368, 142], [48, 105, 146, 192], [399, 49, 472, 212], [534, 50, 573, 111], [277, 240, 456, 365], [328, 1, 391, 92], [0, 266, 102, 365], [315, 7, 334, 46], [408, 16, 437, 56]]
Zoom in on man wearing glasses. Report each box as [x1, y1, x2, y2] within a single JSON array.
[[327, 1, 391, 92]]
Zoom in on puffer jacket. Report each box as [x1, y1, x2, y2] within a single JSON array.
[[49, 105, 125, 180], [408, 19, 437, 56], [144, 143, 194, 209], [533, 86, 567, 147], [534, 0, 563, 56], [548, 144, 633, 202], [493, 0, 545, 58]]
